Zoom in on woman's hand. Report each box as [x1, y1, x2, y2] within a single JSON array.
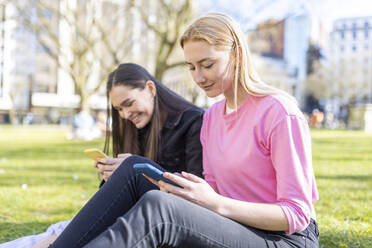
[[146, 171, 221, 212], [142, 172, 183, 189], [95, 153, 131, 181]]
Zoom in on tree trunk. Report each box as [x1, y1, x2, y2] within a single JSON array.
[[8, 109, 17, 125], [80, 91, 90, 113]]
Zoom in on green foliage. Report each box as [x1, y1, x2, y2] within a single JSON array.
[[0, 126, 371, 247]]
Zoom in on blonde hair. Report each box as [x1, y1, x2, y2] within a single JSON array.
[[180, 13, 296, 109]]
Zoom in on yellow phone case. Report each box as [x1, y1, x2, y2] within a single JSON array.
[[84, 148, 109, 160]]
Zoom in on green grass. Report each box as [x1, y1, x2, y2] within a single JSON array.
[[311, 129, 372, 248], [0, 125, 103, 243], [0, 126, 371, 247]]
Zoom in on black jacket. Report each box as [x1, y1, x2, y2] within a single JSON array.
[[100, 105, 204, 187], [158, 106, 204, 178]]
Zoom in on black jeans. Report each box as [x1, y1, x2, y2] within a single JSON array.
[[51, 155, 319, 248]]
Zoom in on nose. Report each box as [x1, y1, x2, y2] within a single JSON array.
[[119, 109, 131, 120], [194, 69, 206, 84]]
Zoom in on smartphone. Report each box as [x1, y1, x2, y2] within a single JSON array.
[[84, 148, 109, 160], [133, 163, 181, 187]]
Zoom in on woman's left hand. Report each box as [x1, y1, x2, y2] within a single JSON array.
[[160, 172, 221, 211], [97, 153, 131, 181]]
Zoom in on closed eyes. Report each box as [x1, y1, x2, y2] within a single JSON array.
[[187, 63, 214, 71]]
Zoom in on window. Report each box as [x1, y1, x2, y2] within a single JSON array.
[[340, 45, 344, 52], [353, 30, 357, 39], [365, 30, 369, 39], [341, 31, 345, 39], [352, 45, 357, 52], [365, 21, 369, 28]]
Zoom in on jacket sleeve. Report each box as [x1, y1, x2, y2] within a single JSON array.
[[184, 112, 204, 178]]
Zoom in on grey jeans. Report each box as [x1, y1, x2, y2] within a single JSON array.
[[84, 190, 319, 248]]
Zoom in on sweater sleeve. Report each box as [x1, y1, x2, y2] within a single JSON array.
[[269, 114, 316, 234]]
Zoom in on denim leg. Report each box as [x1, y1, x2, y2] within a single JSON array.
[[51, 155, 162, 248], [83, 190, 266, 248], [84, 191, 318, 248]]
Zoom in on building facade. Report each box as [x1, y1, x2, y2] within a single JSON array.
[[329, 16, 372, 105]]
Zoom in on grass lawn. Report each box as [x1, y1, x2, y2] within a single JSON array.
[[0, 125, 371, 247]]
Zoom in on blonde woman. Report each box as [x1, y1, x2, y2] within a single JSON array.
[[51, 13, 319, 248]]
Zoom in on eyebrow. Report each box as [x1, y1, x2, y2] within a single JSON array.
[[113, 99, 132, 108], [185, 58, 215, 65]]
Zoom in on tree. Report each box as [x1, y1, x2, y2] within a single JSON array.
[[13, 0, 135, 111], [305, 58, 369, 108], [306, 43, 322, 75], [128, 0, 195, 80], [11, 0, 198, 111]]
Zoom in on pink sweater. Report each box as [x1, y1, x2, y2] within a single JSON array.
[[201, 94, 318, 235]]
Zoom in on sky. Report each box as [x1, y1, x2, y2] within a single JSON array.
[[199, 0, 372, 31]]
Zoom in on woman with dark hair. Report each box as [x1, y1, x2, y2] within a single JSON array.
[[47, 63, 203, 247], [97, 63, 203, 182]]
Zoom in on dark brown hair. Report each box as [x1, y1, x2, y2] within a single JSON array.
[[103, 63, 193, 162]]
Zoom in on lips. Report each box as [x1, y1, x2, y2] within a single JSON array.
[[130, 114, 141, 124], [201, 83, 214, 91]]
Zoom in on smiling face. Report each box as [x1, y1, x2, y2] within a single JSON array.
[[109, 81, 155, 129], [183, 40, 234, 98]]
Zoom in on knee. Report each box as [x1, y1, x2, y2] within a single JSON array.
[[120, 155, 151, 168], [116, 155, 144, 172], [140, 190, 174, 208]]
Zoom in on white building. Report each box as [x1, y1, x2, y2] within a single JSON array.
[[283, 13, 312, 100], [0, 1, 60, 123], [329, 16, 372, 105], [0, 3, 34, 115], [283, 11, 327, 104]]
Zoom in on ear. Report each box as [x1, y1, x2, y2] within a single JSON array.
[[145, 80, 157, 97]]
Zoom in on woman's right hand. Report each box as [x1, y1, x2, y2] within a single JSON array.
[[94, 153, 131, 181]]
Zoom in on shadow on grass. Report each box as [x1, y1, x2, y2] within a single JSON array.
[[0, 173, 97, 187], [0, 140, 105, 159], [5, 164, 94, 173], [1, 146, 99, 160], [317, 174, 372, 181]]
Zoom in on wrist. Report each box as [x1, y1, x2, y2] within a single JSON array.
[[208, 193, 226, 215]]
